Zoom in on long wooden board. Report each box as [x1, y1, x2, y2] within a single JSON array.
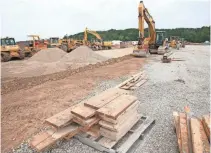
[[191, 118, 210, 153], [100, 112, 140, 141], [173, 112, 182, 152], [30, 123, 80, 152], [84, 88, 129, 110], [71, 104, 96, 119], [202, 114, 210, 141], [97, 94, 137, 120], [44, 103, 82, 129], [99, 101, 139, 125], [99, 102, 139, 132], [179, 113, 190, 153]]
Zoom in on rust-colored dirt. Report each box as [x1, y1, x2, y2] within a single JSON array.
[[1, 57, 145, 152]]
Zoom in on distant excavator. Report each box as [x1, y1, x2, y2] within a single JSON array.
[[133, 1, 168, 57], [83, 27, 112, 50]]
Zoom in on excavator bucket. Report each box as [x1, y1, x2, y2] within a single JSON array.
[[132, 45, 149, 57], [157, 46, 168, 55]]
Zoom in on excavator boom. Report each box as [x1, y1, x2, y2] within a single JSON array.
[[133, 1, 167, 57]]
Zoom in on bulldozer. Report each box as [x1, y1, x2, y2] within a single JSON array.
[[133, 1, 168, 57], [47, 37, 62, 48], [83, 27, 112, 50], [24, 35, 47, 57], [60, 38, 78, 53], [1, 37, 25, 62], [169, 36, 180, 49]]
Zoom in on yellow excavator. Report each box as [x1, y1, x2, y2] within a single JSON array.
[[1, 37, 25, 62], [83, 27, 112, 50], [133, 1, 168, 57]]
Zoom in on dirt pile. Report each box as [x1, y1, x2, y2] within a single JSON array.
[[60, 46, 109, 68], [2, 46, 110, 78], [29, 48, 66, 62]]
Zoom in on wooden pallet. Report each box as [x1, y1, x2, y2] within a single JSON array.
[[74, 116, 155, 153]]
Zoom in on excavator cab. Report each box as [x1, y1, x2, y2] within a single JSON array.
[[155, 31, 166, 46]]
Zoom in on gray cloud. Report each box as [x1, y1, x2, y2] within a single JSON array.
[[1, 0, 210, 41]]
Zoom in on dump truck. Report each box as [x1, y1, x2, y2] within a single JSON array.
[[1, 37, 25, 62]]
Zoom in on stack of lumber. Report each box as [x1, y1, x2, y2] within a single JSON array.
[[29, 88, 137, 152], [97, 98, 140, 141], [173, 112, 210, 153], [116, 71, 148, 90]]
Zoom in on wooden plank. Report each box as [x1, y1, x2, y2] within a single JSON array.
[[100, 113, 140, 141], [173, 112, 182, 152], [84, 88, 128, 110], [97, 94, 137, 120], [191, 118, 210, 153], [45, 107, 74, 129], [32, 123, 80, 152], [202, 115, 210, 141], [99, 101, 139, 124], [86, 125, 101, 138], [71, 104, 96, 119], [51, 123, 80, 139], [115, 71, 145, 88], [117, 118, 155, 153], [73, 115, 100, 131], [179, 113, 190, 153], [35, 136, 56, 152], [29, 131, 52, 148], [99, 102, 139, 132]]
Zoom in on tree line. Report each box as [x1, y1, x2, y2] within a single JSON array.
[[67, 26, 210, 43]]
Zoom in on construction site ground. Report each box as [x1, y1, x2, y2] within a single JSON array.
[[1, 45, 210, 153]]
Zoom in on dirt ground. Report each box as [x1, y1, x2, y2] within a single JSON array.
[[1, 56, 145, 152]]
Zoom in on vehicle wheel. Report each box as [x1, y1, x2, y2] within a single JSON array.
[[1, 52, 11, 62], [61, 45, 68, 52], [18, 50, 25, 60]]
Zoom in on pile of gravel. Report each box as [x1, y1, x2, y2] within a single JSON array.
[[29, 48, 66, 63], [60, 46, 109, 64]]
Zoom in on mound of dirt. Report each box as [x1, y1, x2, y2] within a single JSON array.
[[29, 48, 66, 62], [60, 46, 109, 65]]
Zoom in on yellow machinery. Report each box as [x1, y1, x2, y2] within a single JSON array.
[[48, 37, 62, 48], [83, 27, 112, 50], [169, 36, 180, 49], [133, 1, 168, 57], [60, 38, 77, 53], [1, 37, 25, 62], [24, 35, 47, 57]]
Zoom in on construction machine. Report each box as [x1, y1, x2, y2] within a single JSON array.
[[180, 38, 186, 48], [133, 1, 168, 57], [1, 37, 25, 62], [48, 37, 62, 48], [169, 36, 180, 49], [24, 35, 47, 57], [60, 38, 77, 53], [83, 27, 112, 50]]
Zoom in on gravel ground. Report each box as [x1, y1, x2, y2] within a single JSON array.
[[12, 45, 210, 153]]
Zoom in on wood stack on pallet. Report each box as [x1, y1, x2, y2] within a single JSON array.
[[173, 112, 210, 153], [29, 71, 151, 152]]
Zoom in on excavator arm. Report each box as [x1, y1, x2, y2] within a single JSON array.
[[133, 1, 167, 57], [138, 1, 156, 45], [83, 27, 102, 45]]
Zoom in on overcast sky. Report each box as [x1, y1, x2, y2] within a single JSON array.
[[1, 0, 210, 41]]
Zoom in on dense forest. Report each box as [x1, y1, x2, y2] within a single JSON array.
[[67, 26, 210, 43]]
